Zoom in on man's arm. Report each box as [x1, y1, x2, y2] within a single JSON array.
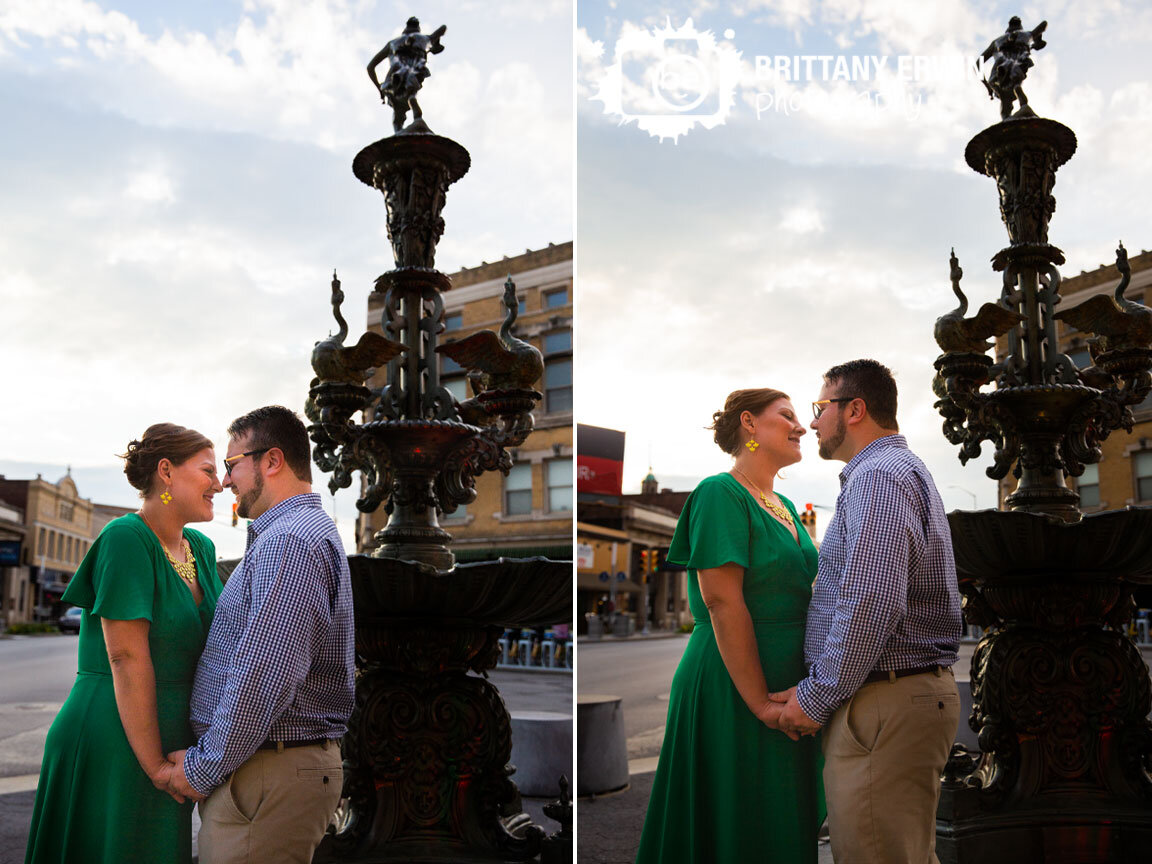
[[180, 534, 334, 796], [794, 469, 917, 726]]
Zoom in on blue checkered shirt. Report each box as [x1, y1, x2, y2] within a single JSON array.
[[184, 493, 354, 795], [796, 435, 961, 726]]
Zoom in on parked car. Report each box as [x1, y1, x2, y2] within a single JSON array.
[[58, 606, 83, 634]]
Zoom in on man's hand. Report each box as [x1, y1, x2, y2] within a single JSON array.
[[165, 749, 206, 802], [767, 685, 796, 704], [754, 700, 799, 741], [150, 760, 185, 804], [777, 691, 822, 737]]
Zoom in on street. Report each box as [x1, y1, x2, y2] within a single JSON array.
[[578, 634, 996, 765], [0, 634, 572, 862], [577, 635, 690, 760]]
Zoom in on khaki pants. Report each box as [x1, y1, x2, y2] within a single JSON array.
[[198, 740, 343, 864], [822, 667, 960, 864]]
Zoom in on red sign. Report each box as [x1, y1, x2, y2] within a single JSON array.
[[578, 454, 624, 496]]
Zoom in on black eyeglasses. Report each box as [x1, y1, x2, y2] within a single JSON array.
[[222, 449, 269, 476], [811, 397, 857, 420]]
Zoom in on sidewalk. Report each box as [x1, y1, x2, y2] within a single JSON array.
[[577, 627, 688, 644], [577, 764, 833, 863]]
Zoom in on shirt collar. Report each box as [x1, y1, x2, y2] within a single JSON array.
[[246, 492, 323, 541], [838, 434, 907, 486]]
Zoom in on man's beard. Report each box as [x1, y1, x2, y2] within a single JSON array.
[[235, 469, 265, 519], [818, 414, 847, 460]]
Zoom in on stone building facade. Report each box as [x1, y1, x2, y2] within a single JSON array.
[[0, 471, 95, 619]]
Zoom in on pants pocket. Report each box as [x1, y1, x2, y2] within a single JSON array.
[[227, 764, 262, 824], [843, 688, 881, 754]]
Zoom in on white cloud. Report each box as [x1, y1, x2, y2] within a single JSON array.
[[779, 204, 824, 234]]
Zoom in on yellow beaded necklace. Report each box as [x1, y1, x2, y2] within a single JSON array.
[[733, 468, 794, 526], [138, 512, 197, 583]]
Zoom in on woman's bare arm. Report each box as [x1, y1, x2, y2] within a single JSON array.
[[697, 564, 798, 740], [101, 617, 185, 802]]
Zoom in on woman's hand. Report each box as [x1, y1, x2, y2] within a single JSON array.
[[755, 700, 800, 740], [149, 758, 186, 803]]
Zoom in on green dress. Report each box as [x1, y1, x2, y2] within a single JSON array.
[[636, 473, 824, 863], [25, 514, 221, 864]]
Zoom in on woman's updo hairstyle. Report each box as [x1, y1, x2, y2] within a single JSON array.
[[120, 423, 214, 497], [708, 388, 789, 455]]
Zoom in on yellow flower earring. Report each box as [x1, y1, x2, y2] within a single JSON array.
[[745, 439, 759, 452], [160, 489, 173, 505]]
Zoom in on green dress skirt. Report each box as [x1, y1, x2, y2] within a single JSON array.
[[25, 514, 221, 864], [636, 473, 825, 863]]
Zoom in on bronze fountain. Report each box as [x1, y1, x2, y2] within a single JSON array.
[[305, 19, 571, 863], [933, 16, 1152, 862]]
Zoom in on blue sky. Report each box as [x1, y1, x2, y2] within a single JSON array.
[[0, 0, 572, 557], [576, 0, 1152, 518]]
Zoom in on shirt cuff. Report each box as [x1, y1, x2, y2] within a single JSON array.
[[182, 745, 218, 797], [795, 678, 836, 727]]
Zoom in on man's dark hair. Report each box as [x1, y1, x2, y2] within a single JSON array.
[[228, 405, 312, 483], [823, 359, 899, 430]]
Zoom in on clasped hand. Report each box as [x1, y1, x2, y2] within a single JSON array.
[[151, 750, 205, 804], [760, 685, 822, 738]]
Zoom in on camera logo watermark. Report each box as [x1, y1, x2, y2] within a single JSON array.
[[591, 18, 742, 143]]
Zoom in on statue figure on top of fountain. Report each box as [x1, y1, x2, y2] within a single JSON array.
[[979, 16, 1048, 120], [367, 16, 447, 133]]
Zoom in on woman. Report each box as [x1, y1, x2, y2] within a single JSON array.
[[635, 389, 824, 863], [26, 424, 224, 864]]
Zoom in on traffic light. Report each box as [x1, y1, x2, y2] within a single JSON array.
[[232, 502, 239, 527], [640, 549, 649, 572], [801, 503, 816, 530]]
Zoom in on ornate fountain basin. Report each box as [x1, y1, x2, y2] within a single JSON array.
[[949, 508, 1152, 585], [350, 556, 572, 626]]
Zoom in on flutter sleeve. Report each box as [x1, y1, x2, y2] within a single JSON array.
[[62, 518, 156, 621], [666, 475, 750, 571]]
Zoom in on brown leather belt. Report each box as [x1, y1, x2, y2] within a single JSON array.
[[862, 664, 943, 684], [257, 737, 330, 752]]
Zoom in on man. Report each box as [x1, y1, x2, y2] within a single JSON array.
[[167, 405, 354, 864], [775, 359, 962, 864]]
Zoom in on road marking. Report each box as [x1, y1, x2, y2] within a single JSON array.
[[0, 774, 39, 794]]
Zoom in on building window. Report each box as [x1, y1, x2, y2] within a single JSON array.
[[547, 458, 572, 512], [543, 287, 569, 308], [442, 355, 464, 376], [504, 463, 533, 516], [518, 297, 527, 315], [544, 331, 571, 354], [1077, 463, 1100, 508], [65, 537, 73, 562], [442, 504, 469, 522], [1136, 451, 1152, 502], [48, 532, 56, 560], [38, 527, 45, 553], [443, 378, 468, 402], [1066, 347, 1090, 369], [543, 329, 572, 413], [445, 312, 463, 331]]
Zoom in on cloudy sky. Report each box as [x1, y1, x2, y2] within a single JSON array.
[[0, 0, 572, 558], [576, 0, 1152, 522]]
